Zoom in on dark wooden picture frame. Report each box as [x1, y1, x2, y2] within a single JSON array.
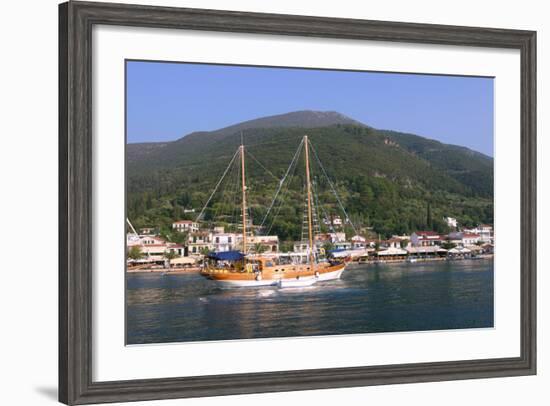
[[59, 1, 536, 404]]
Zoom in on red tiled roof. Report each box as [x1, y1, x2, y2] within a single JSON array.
[[415, 231, 440, 236]]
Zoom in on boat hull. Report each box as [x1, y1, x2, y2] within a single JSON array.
[[278, 277, 317, 288], [316, 266, 345, 281], [201, 262, 346, 288]]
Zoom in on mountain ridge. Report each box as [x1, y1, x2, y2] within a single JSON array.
[[126, 110, 493, 239]]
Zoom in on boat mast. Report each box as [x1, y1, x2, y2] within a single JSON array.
[[240, 135, 247, 254], [304, 135, 315, 267]]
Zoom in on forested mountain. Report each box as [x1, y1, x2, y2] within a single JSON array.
[[127, 111, 493, 242]]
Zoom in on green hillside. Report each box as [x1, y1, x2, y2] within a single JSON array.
[[127, 111, 493, 242]]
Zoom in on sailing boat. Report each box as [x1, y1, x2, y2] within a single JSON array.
[[199, 135, 347, 287]]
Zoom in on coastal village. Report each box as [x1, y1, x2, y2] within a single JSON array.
[[126, 215, 494, 272]]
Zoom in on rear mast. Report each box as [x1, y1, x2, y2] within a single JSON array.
[[304, 135, 315, 269], [240, 134, 247, 255]]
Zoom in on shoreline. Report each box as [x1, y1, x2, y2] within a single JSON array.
[[127, 267, 202, 274], [348, 254, 494, 266], [126, 255, 494, 274]]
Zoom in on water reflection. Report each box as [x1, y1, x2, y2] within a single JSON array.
[[126, 259, 494, 344]]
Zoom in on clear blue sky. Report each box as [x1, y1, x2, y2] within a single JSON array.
[[127, 61, 494, 156]]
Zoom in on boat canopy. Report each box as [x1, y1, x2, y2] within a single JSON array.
[[207, 251, 245, 261]]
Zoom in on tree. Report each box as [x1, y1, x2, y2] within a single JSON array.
[[253, 243, 267, 254], [442, 241, 457, 250], [163, 249, 178, 268], [400, 239, 409, 249], [322, 241, 334, 254], [127, 246, 143, 261], [426, 202, 433, 230], [171, 230, 189, 246], [279, 241, 294, 253]]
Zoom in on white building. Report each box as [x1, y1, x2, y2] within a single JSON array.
[[188, 231, 212, 254], [462, 233, 481, 246], [410, 231, 445, 247], [211, 233, 238, 252], [139, 235, 167, 246], [351, 235, 366, 248], [478, 224, 493, 243], [172, 220, 199, 233], [127, 234, 184, 261], [328, 232, 346, 243], [293, 242, 311, 253], [445, 217, 458, 229], [139, 227, 155, 235], [464, 224, 493, 243], [248, 235, 279, 253], [385, 237, 403, 249]]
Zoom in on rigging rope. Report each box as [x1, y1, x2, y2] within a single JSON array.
[[245, 149, 280, 182], [265, 150, 301, 236], [211, 152, 238, 222], [229, 158, 241, 229], [308, 140, 358, 235], [312, 180, 333, 233], [244, 134, 304, 150], [259, 139, 304, 230], [126, 218, 150, 259], [196, 148, 240, 222]]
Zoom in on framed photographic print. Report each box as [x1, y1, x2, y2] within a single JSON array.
[[59, 1, 536, 404]]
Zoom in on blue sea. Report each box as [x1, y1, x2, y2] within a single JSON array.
[[126, 258, 494, 344]]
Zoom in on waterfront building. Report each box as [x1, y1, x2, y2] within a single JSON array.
[[333, 241, 352, 250], [351, 235, 367, 248], [463, 224, 493, 243], [211, 233, 238, 252], [462, 233, 481, 245], [139, 235, 167, 246], [172, 220, 199, 233], [328, 232, 346, 243], [385, 237, 403, 249], [406, 246, 447, 258], [410, 231, 445, 247], [293, 240, 326, 253], [127, 234, 185, 262], [375, 246, 408, 261], [447, 231, 464, 246], [188, 231, 212, 254], [447, 246, 472, 258], [248, 235, 279, 253], [293, 241, 310, 253], [314, 233, 332, 244]]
